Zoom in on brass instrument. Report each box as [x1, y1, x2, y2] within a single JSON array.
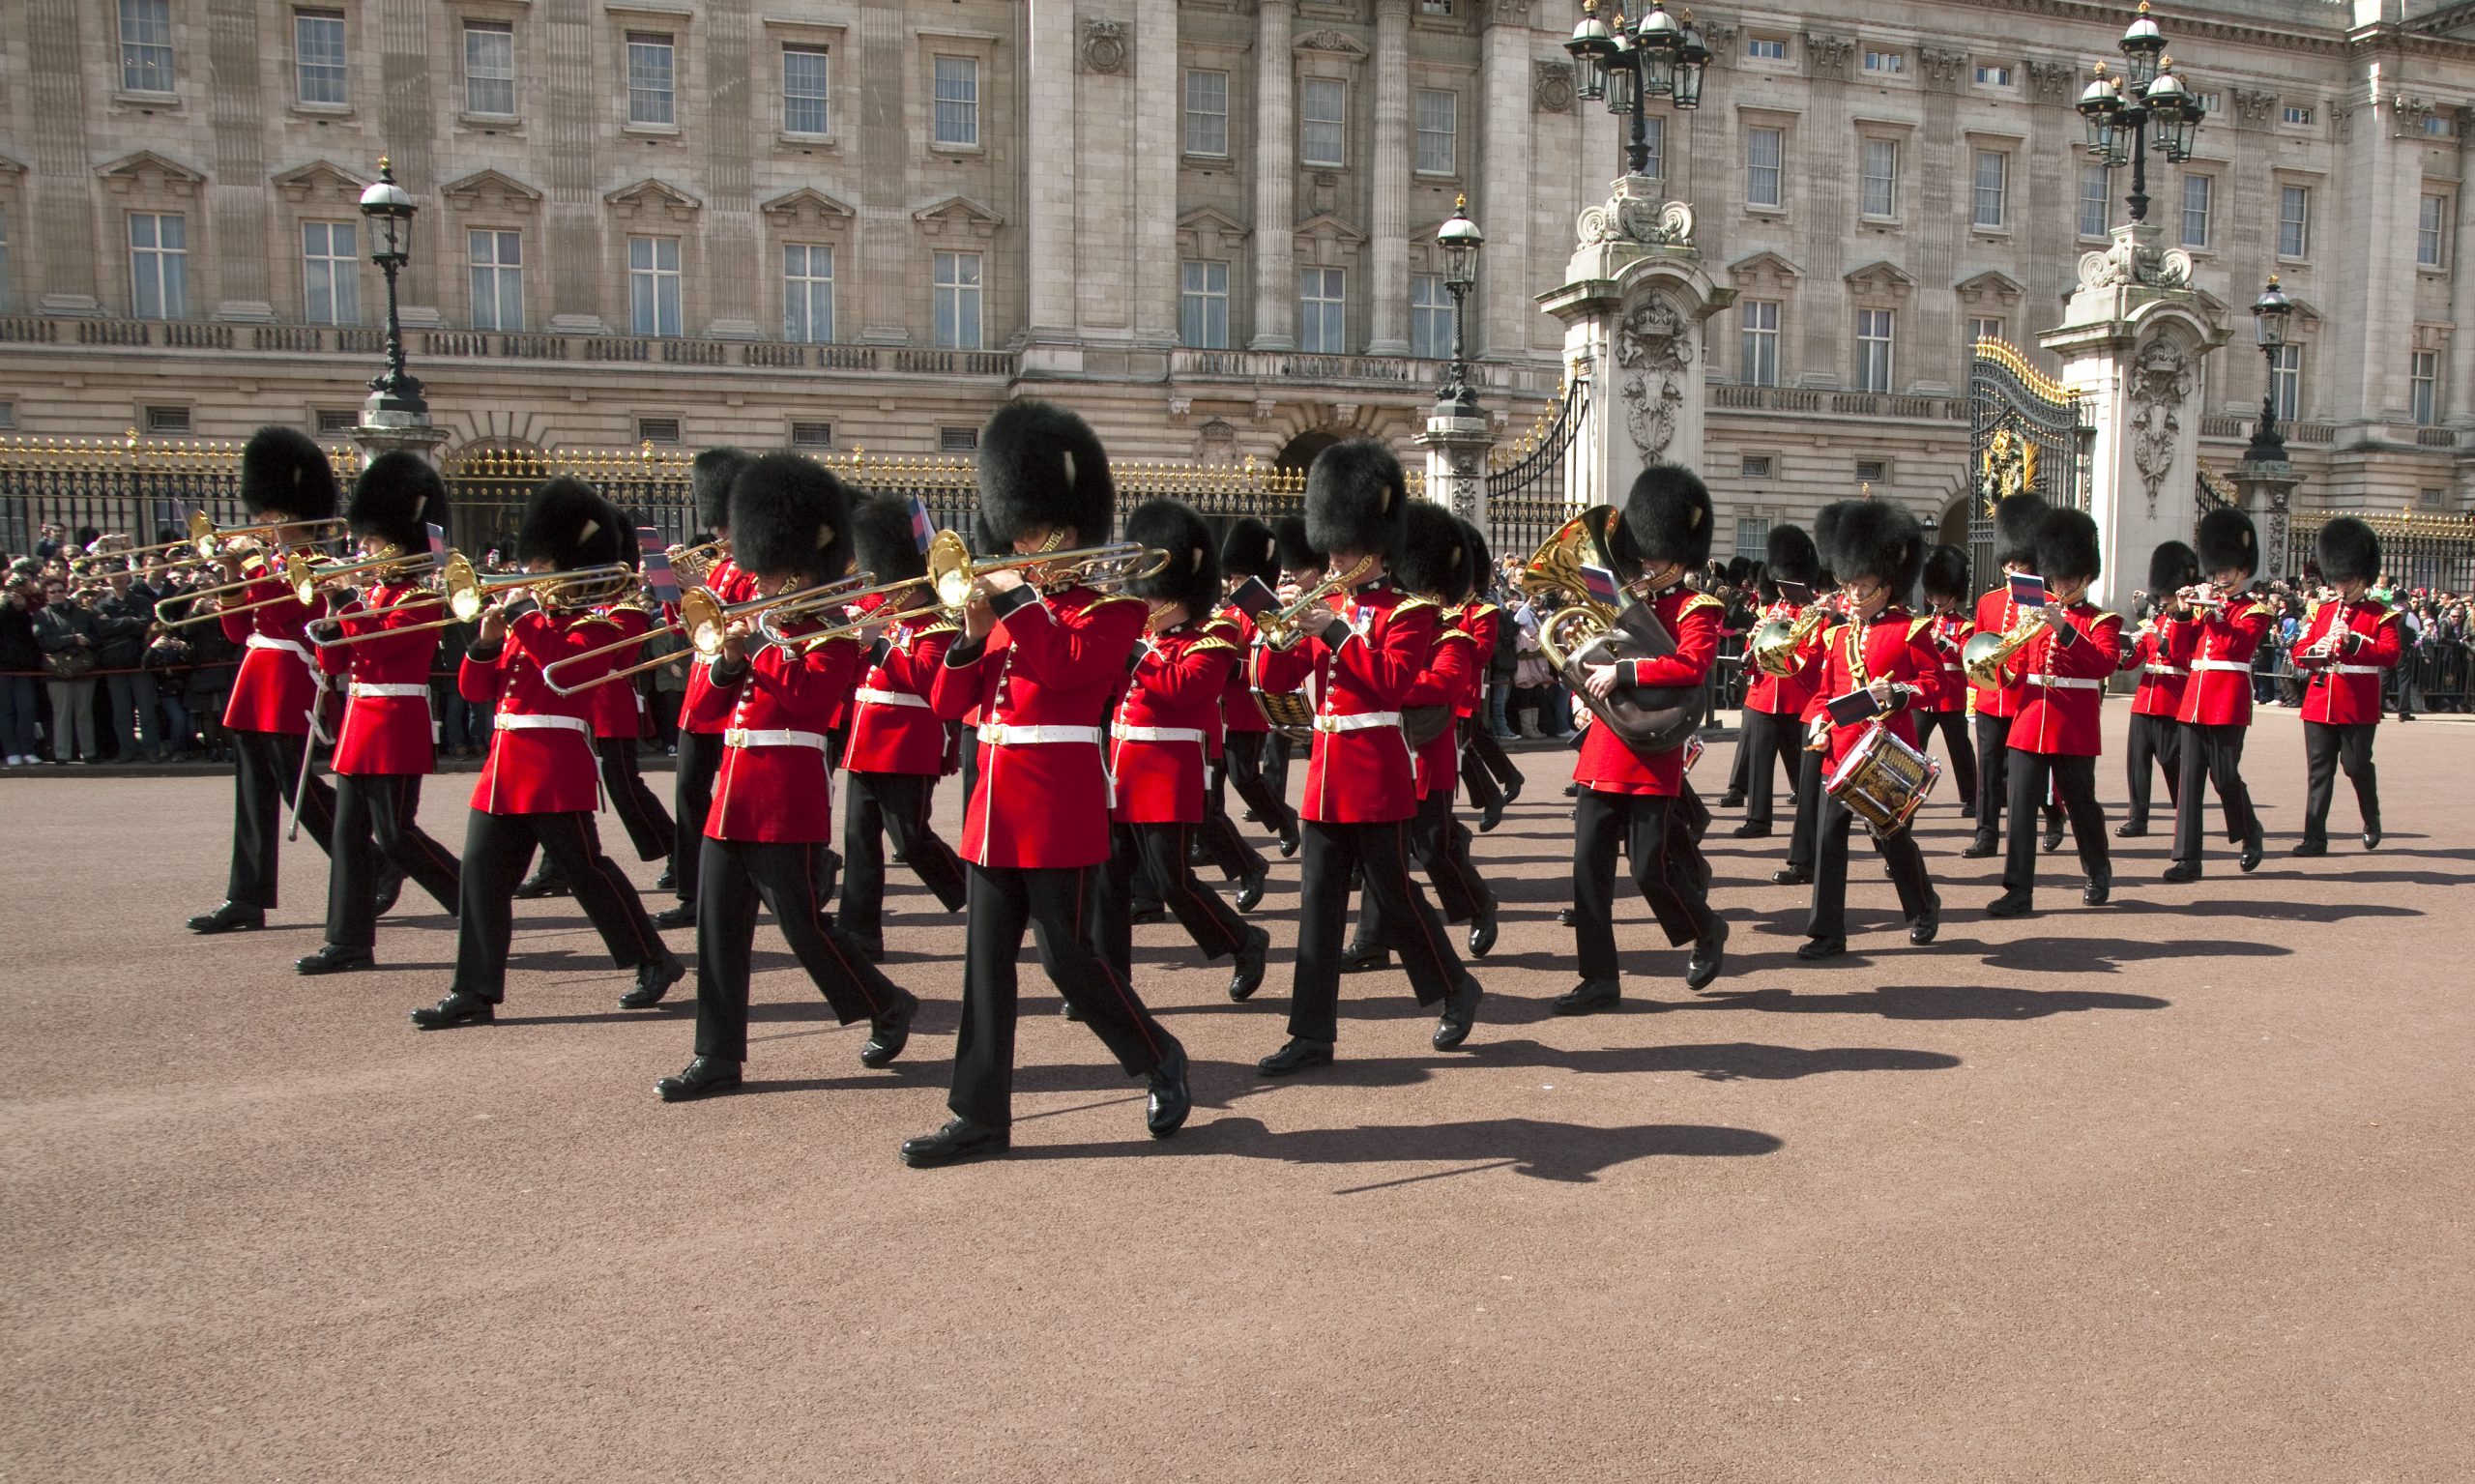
[[539, 570, 891, 695], [312, 555, 635, 647], [69, 511, 215, 573], [159, 548, 335, 626], [194, 512, 349, 562], [924, 530, 1171, 613], [667, 538, 728, 591], [1750, 599, 1835, 679], [1255, 554, 1377, 652], [760, 574, 936, 648], [282, 546, 442, 606], [1961, 613, 2041, 688], [1517, 508, 1621, 671], [1517, 510, 1703, 754]]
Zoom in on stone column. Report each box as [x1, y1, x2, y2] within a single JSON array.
[[1248, 0, 1296, 351], [2038, 222, 2231, 612], [1365, 0, 1412, 356], [2231, 457, 2305, 582], [1415, 408, 1494, 528], [1024, 0, 1079, 346], [1475, 2, 1534, 361]]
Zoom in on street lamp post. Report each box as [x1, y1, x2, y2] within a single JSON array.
[[2074, 2, 2205, 226], [357, 157, 426, 422], [2247, 276, 2293, 463], [1563, 0, 1709, 180], [1435, 196, 1484, 419]]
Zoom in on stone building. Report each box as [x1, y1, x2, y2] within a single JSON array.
[[0, 0, 2470, 560]]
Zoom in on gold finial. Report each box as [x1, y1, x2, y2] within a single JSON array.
[[2092, 60, 2107, 77], [2139, 0, 2151, 12], [378, 154, 391, 173], [1455, 193, 1468, 212], [2267, 273, 2281, 287], [1861, 481, 1874, 500], [2159, 53, 2172, 69]]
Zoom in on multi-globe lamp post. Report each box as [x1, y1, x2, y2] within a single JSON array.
[[1562, 0, 1710, 179], [2074, 2, 2207, 226]]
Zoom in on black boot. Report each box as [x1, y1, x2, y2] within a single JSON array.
[[1257, 1037, 1335, 1076], [1228, 925, 1271, 1003], [1960, 835, 1999, 859], [512, 862, 567, 899], [1986, 890, 2033, 919], [656, 1056, 742, 1102], [1908, 892, 1942, 946], [295, 944, 374, 976], [2238, 821, 2264, 873], [187, 901, 266, 935], [410, 991, 494, 1030], [2161, 859, 2201, 884], [1467, 891, 1500, 957], [860, 988, 918, 1068], [620, 950, 687, 1009], [1145, 1043, 1191, 1139], [1338, 941, 1390, 974], [1432, 975, 1483, 1050], [1684, 917, 1729, 990], [652, 900, 698, 930], [1553, 977, 1621, 1015], [900, 1116, 1009, 1168], [2082, 868, 2111, 907], [1236, 858, 1269, 913], [371, 866, 404, 918]]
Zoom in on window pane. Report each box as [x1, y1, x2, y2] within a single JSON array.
[[934, 251, 982, 349], [2181, 174, 2211, 248], [296, 11, 346, 105], [1861, 140, 1897, 218], [1410, 274, 1451, 360], [1301, 78, 1346, 168], [2271, 345, 2301, 421], [2280, 187, 2310, 258], [303, 219, 358, 325], [1185, 70, 1228, 157], [783, 243, 833, 342], [1740, 299, 1779, 387], [120, 0, 174, 92], [1642, 115, 1665, 181], [1856, 309, 1894, 393], [934, 56, 979, 146], [1747, 127, 1782, 208], [1972, 151, 2007, 228], [783, 45, 830, 134], [2080, 164, 2111, 238], [1414, 89, 1456, 174], [1297, 267, 1345, 353], [627, 35, 674, 126], [1179, 260, 1229, 349], [2419, 194, 2447, 269], [465, 22, 514, 115]]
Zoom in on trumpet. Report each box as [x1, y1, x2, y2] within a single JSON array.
[[924, 529, 1170, 612], [313, 555, 635, 647], [1256, 554, 1379, 652]]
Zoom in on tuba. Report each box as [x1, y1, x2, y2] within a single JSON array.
[[1518, 508, 1702, 754]]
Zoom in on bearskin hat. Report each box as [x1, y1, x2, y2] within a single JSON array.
[[1994, 492, 2052, 568], [345, 451, 445, 558], [1273, 514, 1324, 576], [1393, 501, 1472, 605], [238, 425, 338, 522], [1623, 464, 1715, 572], [730, 451, 854, 584], [2315, 517, 2379, 585], [2196, 505, 2259, 579], [1459, 518, 1494, 601], [853, 494, 928, 584], [977, 399, 1115, 548], [1303, 438, 1409, 563], [1822, 499, 1925, 593], [1124, 499, 1221, 618], [1220, 516, 1279, 582], [1765, 524, 1820, 589], [1921, 543, 1971, 602], [1725, 556, 1753, 590], [1813, 503, 1849, 589], [691, 447, 753, 534], [2036, 508, 2103, 586], [517, 477, 620, 569], [2147, 539, 2199, 595]]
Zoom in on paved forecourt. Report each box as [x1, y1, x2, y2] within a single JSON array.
[[4, 700, 2470, 1482]]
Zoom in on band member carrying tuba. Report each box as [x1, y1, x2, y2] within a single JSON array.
[[2290, 516, 2402, 855], [1986, 507, 2121, 918]]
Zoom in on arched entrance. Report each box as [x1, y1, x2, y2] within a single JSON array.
[[1273, 428, 1345, 475]]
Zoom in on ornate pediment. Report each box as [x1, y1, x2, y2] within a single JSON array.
[[1293, 211, 1366, 266], [1294, 29, 1367, 57], [440, 168, 543, 216], [1726, 250, 1803, 293], [1954, 270, 2025, 308], [1177, 207, 1251, 260], [759, 187, 857, 228], [0, 151, 28, 179], [913, 194, 1004, 239], [96, 149, 206, 198], [605, 177, 703, 220], [270, 159, 370, 207], [1844, 259, 1918, 300]]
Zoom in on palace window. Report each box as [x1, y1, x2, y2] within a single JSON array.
[[1739, 299, 1781, 387], [1415, 89, 1457, 175], [1746, 126, 1784, 209], [782, 244, 833, 343], [295, 10, 347, 104], [933, 55, 978, 147], [1410, 274, 1450, 361], [1184, 70, 1229, 157], [933, 250, 982, 349], [626, 33, 675, 126], [1854, 308, 1895, 393], [1179, 260, 1229, 349], [129, 212, 188, 320], [1301, 78, 1347, 168], [119, 0, 174, 93], [464, 22, 514, 116], [301, 220, 360, 325], [628, 234, 682, 337], [1860, 139, 1898, 219], [469, 229, 522, 331], [782, 44, 830, 135], [1298, 267, 1347, 354]]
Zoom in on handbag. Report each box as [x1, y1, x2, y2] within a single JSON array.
[[44, 647, 96, 680]]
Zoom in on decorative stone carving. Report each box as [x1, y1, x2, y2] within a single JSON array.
[[1918, 47, 1968, 89], [1082, 17, 1128, 74], [1487, 0, 1532, 25], [2024, 59, 2075, 102], [2078, 228, 2192, 293], [2128, 336, 2194, 518], [1534, 60, 1574, 114], [1577, 181, 1696, 250], [1194, 418, 1239, 461], [1295, 29, 1367, 55], [2230, 87, 2277, 128], [1803, 33, 1854, 80], [1696, 16, 1738, 58], [1616, 296, 1693, 460], [2390, 94, 2436, 138]]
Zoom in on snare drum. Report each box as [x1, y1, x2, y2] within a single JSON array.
[[1252, 688, 1315, 745], [1823, 722, 1939, 836]]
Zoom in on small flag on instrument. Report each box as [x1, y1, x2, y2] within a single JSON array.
[[425, 522, 447, 558], [1581, 563, 1623, 609], [907, 496, 935, 555], [2008, 571, 2049, 607], [1227, 575, 1277, 619], [637, 527, 681, 604]]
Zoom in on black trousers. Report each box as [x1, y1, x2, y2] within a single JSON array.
[[451, 808, 664, 1001], [2301, 720, 2379, 844], [1917, 709, 1977, 810], [947, 862, 1179, 1128], [835, 771, 968, 942], [1196, 760, 1267, 884], [1289, 818, 1464, 1044], [597, 735, 675, 862], [1972, 712, 2060, 843], [1786, 742, 1823, 873], [2123, 713, 2183, 829], [1458, 717, 1521, 812], [669, 728, 723, 903], [2001, 751, 2109, 895], [1725, 713, 1752, 798], [226, 729, 336, 909], [2173, 722, 2257, 863], [695, 836, 903, 1062], [1224, 729, 1296, 835], [1092, 822, 1251, 983], [1359, 789, 1490, 944], [325, 772, 460, 948], [1738, 707, 1804, 829], [1263, 732, 1296, 808], [1809, 798, 1935, 942], [1573, 788, 1712, 980]]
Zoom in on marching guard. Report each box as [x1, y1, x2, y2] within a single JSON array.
[[1964, 493, 2056, 860], [1452, 520, 1525, 833], [2291, 516, 2401, 855], [1915, 543, 1977, 816], [1211, 517, 1301, 858], [1987, 508, 2121, 917], [2117, 540, 2198, 838], [656, 447, 754, 930], [2164, 507, 2270, 882], [1733, 524, 1823, 863]]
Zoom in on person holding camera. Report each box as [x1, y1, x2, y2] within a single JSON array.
[[32, 576, 102, 762], [2, 573, 45, 764], [93, 559, 166, 763]]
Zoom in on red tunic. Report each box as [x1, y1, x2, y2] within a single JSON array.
[[2122, 618, 2190, 718], [1408, 626, 1482, 799], [678, 559, 759, 738], [1302, 582, 1433, 825], [2293, 598, 2403, 725], [1743, 599, 1824, 716], [1916, 610, 1972, 713], [930, 584, 1145, 870], [1110, 622, 1238, 825], [460, 608, 620, 815], [587, 604, 652, 740], [683, 621, 859, 844], [1812, 606, 1936, 769], [1572, 587, 1723, 797], [1215, 601, 1272, 735], [2003, 602, 2122, 756], [2169, 597, 2274, 728], [317, 579, 441, 776], [1969, 588, 2028, 721], [219, 550, 332, 735], [845, 607, 959, 776], [1450, 600, 1502, 719]]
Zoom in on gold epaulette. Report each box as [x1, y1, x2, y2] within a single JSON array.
[[1463, 601, 1500, 622], [1679, 592, 1725, 619], [1392, 595, 1440, 618], [1186, 636, 1239, 656], [1086, 593, 1148, 614], [567, 614, 619, 631], [2091, 609, 2123, 631], [1433, 626, 1477, 647], [912, 620, 963, 638], [1907, 616, 1935, 642], [2244, 600, 2275, 620]]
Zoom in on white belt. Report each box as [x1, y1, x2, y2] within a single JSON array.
[[246, 634, 311, 662], [1939, 662, 1963, 673], [978, 723, 1103, 746], [1113, 724, 1206, 744], [2193, 659, 2253, 673], [2330, 664, 2382, 676], [494, 713, 592, 738], [1314, 711, 1403, 734], [855, 687, 929, 710], [2144, 664, 2188, 677], [2026, 675, 2102, 690], [349, 683, 430, 699], [725, 727, 828, 751]]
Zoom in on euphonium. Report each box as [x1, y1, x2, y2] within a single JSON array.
[[1750, 602, 1831, 679], [1255, 554, 1377, 652], [1961, 612, 2041, 689], [1517, 508, 1621, 670]]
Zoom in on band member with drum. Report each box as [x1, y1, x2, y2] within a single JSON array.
[[1916, 544, 1977, 816], [186, 426, 341, 935], [1089, 498, 1273, 1001], [655, 447, 754, 930], [410, 480, 684, 1029], [295, 451, 463, 975], [2116, 540, 2198, 839], [902, 401, 1191, 1167], [1800, 500, 1940, 960], [1559, 466, 1728, 1014], [1732, 524, 1823, 857], [1257, 440, 1485, 1077], [2291, 516, 2402, 855], [2164, 507, 2271, 882], [656, 453, 921, 1101], [1212, 517, 1300, 858], [834, 495, 970, 957], [1963, 493, 2053, 860], [1987, 508, 2121, 917]]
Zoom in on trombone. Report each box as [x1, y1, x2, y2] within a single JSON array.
[[1256, 553, 1378, 652], [923, 529, 1169, 612], [158, 544, 355, 626], [667, 537, 728, 591], [69, 509, 216, 576], [761, 573, 936, 648], [191, 510, 350, 562], [539, 570, 877, 695], [313, 554, 635, 646]]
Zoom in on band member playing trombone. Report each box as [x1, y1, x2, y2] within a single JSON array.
[[1560, 466, 1729, 1013], [656, 454, 921, 1101], [410, 480, 684, 1029], [1256, 440, 1485, 1077], [1964, 493, 2054, 861], [656, 447, 754, 930], [1987, 508, 2120, 917], [2116, 539, 2198, 838], [833, 494, 970, 958], [1800, 500, 1940, 960], [295, 452, 463, 975], [186, 426, 341, 936], [2164, 507, 2270, 882], [902, 401, 1191, 1167], [2291, 516, 2401, 855]]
